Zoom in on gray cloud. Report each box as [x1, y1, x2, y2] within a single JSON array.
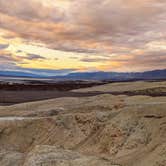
[[70, 0, 166, 46], [0, 53, 20, 71], [0, 44, 9, 50], [26, 53, 46, 60], [107, 49, 166, 71], [16, 50, 22, 53], [0, 0, 64, 22], [80, 57, 109, 62], [0, 54, 15, 61]]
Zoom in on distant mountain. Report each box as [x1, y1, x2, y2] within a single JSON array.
[[0, 71, 41, 78], [0, 69, 165, 81], [52, 69, 166, 81]]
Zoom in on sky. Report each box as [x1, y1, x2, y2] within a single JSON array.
[[0, 0, 166, 76]]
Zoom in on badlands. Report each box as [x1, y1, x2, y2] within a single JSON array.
[[0, 81, 165, 166]]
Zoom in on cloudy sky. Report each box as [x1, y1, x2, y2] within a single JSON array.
[[0, 0, 166, 75]]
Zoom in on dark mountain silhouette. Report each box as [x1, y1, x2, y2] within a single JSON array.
[[52, 69, 166, 80], [0, 69, 165, 81], [0, 71, 41, 78]]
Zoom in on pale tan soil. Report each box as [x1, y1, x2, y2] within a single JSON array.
[[73, 81, 166, 93], [0, 81, 165, 166]]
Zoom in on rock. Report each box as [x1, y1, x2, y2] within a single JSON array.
[[23, 145, 117, 166], [0, 150, 24, 166]]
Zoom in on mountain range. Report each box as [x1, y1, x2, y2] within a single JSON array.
[[0, 69, 166, 81], [0, 71, 41, 78], [51, 69, 166, 81]]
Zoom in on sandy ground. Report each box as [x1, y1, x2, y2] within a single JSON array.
[[73, 81, 166, 92]]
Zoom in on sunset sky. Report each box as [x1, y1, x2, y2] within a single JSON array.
[[0, 0, 166, 75]]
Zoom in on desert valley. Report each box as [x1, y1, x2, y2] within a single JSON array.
[[0, 0, 166, 165]]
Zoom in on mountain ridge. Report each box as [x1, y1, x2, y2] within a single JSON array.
[[51, 69, 166, 80], [0, 69, 165, 81]]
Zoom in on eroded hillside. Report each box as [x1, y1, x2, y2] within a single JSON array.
[[0, 81, 165, 166]]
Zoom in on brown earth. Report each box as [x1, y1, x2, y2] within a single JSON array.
[[0, 81, 105, 105], [0, 81, 166, 105]]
